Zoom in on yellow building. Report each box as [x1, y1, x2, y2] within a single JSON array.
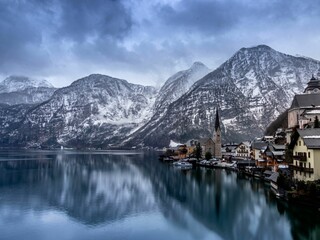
[[290, 129, 320, 181]]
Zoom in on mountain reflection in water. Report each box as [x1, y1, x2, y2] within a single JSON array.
[[0, 150, 319, 240]]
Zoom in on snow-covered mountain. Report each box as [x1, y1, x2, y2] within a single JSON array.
[[125, 45, 320, 147], [1, 45, 320, 149], [154, 62, 210, 114], [0, 75, 53, 92], [0, 74, 157, 148], [0, 76, 56, 105]]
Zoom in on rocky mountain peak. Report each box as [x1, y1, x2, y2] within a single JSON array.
[[190, 61, 209, 70], [126, 45, 320, 148], [153, 61, 210, 113], [0, 75, 56, 105], [1, 45, 320, 149], [0, 75, 54, 93]]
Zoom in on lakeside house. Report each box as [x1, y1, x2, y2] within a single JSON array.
[[251, 141, 268, 161], [289, 129, 320, 181], [221, 143, 238, 159], [286, 75, 320, 141], [286, 74, 320, 181], [235, 141, 251, 158], [259, 143, 286, 170]]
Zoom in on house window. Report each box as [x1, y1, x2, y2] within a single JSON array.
[[309, 162, 311, 168], [308, 152, 310, 158], [299, 141, 301, 146]]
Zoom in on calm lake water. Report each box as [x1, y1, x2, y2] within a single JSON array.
[[0, 150, 319, 240]]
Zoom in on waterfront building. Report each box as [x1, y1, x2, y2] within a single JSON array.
[[289, 128, 320, 181], [186, 108, 222, 158], [251, 141, 268, 161], [287, 75, 320, 142], [235, 141, 251, 158], [221, 143, 238, 159], [287, 74, 320, 181]]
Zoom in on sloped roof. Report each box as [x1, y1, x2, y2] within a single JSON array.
[[264, 170, 273, 175], [271, 144, 286, 150], [267, 172, 279, 183], [272, 151, 284, 156], [237, 141, 251, 148], [198, 138, 214, 145], [251, 141, 268, 150], [290, 93, 320, 109], [302, 139, 320, 149], [297, 129, 320, 149]]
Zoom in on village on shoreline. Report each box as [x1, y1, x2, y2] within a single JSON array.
[[159, 75, 320, 210]]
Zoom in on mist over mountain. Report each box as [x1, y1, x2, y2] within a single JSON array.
[[0, 76, 56, 105]]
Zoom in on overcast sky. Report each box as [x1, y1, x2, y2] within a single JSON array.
[[1, 0, 320, 87]]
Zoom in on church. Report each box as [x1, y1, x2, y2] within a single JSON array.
[[287, 74, 320, 132], [195, 108, 222, 158]]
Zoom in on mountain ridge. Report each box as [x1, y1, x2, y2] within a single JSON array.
[[123, 45, 320, 147], [1, 45, 320, 148]]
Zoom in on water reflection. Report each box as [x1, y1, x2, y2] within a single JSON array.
[[0, 150, 319, 240]]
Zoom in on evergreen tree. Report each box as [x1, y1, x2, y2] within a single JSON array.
[[314, 116, 320, 128], [194, 143, 202, 160], [205, 151, 212, 160]]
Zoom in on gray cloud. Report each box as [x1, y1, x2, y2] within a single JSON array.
[[56, 0, 132, 41], [0, 0, 320, 87]]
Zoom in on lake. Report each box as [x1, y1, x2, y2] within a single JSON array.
[[0, 150, 319, 240]]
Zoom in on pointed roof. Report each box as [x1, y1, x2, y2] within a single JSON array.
[[297, 128, 320, 149], [215, 108, 220, 131], [290, 93, 320, 109], [304, 74, 320, 93]]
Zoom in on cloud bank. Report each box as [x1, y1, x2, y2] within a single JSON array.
[[0, 0, 320, 87]]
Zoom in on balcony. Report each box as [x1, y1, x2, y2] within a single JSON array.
[[237, 150, 249, 153], [289, 164, 314, 173], [293, 155, 307, 161]]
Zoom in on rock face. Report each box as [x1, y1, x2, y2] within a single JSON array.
[[0, 76, 56, 105], [0, 74, 157, 148], [1, 45, 320, 149], [154, 62, 210, 114], [125, 45, 320, 147]]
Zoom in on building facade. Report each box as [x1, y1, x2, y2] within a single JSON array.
[[235, 142, 251, 158], [290, 129, 320, 181]]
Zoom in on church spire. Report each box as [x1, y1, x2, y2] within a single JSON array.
[[215, 108, 220, 131], [304, 74, 320, 93], [213, 107, 222, 158]]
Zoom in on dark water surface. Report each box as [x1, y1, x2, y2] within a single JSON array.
[[0, 150, 319, 240]]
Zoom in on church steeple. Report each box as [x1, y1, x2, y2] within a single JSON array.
[[215, 108, 220, 131], [304, 74, 320, 93], [213, 108, 222, 158]]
